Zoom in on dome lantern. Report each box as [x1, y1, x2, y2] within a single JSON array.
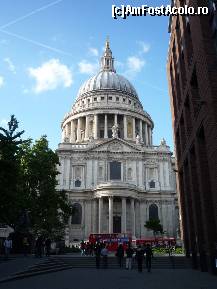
[[100, 38, 116, 72]]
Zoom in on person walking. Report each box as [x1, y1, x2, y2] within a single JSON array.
[[94, 242, 101, 269], [35, 236, 43, 258], [145, 244, 153, 272], [45, 238, 51, 257], [125, 243, 134, 270], [101, 244, 108, 269], [3, 237, 12, 260], [116, 244, 124, 268], [136, 245, 144, 272], [22, 236, 29, 257]]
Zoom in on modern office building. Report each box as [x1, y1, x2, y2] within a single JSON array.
[[167, 0, 217, 274]]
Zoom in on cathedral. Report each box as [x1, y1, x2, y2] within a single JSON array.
[[56, 40, 179, 243]]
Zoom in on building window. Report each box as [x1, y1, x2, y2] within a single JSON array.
[[100, 130, 104, 138], [149, 180, 155, 188], [75, 179, 81, 187], [129, 100, 131, 104], [71, 203, 82, 224], [149, 204, 159, 220], [127, 168, 132, 180], [94, 97, 97, 102], [101, 97, 104, 101], [123, 98, 126, 102], [116, 97, 119, 101], [108, 129, 112, 138], [110, 161, 121, 180], [109, 96, 112, 100], [98, 166, 103, 178]]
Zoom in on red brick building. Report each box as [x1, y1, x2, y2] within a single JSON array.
[[167, 0, 217, 274]]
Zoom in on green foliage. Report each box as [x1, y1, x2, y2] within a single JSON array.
[[0, 115, 29, 227], [144, 218, 163, 235], [20, 135, 71, 239], [0, 115, 71, 239]]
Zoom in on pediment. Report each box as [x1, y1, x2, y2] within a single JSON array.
[[87, 138, 142, 153]]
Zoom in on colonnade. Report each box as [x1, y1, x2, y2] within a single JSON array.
[[63, 113, 153, 145], [96, 196, 136, 236]]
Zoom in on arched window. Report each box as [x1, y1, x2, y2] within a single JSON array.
[[149, 204, 159, 220], [71, 203, 82, 224], [127, 168, 132, 180], [75, 179, 81, 187], [149, 180, 155, 188]]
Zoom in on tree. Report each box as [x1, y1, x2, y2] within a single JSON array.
[[0, 115, 29, 227], [20, 136, 71, 239], [144, 218, 163, 237]]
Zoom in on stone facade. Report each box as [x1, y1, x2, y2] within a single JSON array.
[[57, 40, 179, 242]]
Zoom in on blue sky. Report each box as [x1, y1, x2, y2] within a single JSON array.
[[0, 0, 174, 151]]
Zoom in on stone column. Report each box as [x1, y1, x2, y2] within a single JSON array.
[[94, 114, 98, 139], [139, 120, 143, 142], [130, 198, 135, 237], [104, 114, 108, 138], [114, 114, 118, 125], [121, 197, 127, 233], [76, 118, 81, 142], [145, 123, 149, 145], [123, 115, 127, 139], [132, 117, 136, 140], [84, 115, 89, 140], [148, 127, 152, 146], [92, 199, 97, 233], [108, 196, 113, 233], [150, 129, 153, 145], [65, 123, 69, 138], [70, 120, 75, 143], [98, 198, 103, 233]]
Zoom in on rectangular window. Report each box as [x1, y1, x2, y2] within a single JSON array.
[[110, 161, 121, 180]]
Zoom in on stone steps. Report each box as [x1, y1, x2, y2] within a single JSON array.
[[0, 256, 191, 283]]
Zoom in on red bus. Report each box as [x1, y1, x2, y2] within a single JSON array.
[[89, 233, 132, 251], [136, 237, 176, 247]]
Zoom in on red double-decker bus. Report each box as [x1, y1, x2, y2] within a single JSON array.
[[136, 237, 176, 247], [89, 233, 132, 251]]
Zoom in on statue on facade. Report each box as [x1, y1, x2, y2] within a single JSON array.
[[136, 134, 141, 144], [112, 124, 119, 138], [89, 135, 94, 143], [64, 136, 69, 143]]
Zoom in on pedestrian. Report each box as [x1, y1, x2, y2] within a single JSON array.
[[125, 243, 134, 270], [3, 237, 12, 260], [94, 242, 101, 269], [35, 236, 43, 258], [116, 244, 124, 268], [22, 236, 29, 256], [136, 245, 144, 272], [45, 238, 51, 257], [101, 244, 108, 269], [145, 244, 153, 272], [80, 241, 85, 256]]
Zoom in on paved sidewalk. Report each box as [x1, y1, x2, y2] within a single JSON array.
[[0, 266, 216, 289], [0, 255, 45, 280]]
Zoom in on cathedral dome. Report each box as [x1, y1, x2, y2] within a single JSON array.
[[77, 71, 138, 100]]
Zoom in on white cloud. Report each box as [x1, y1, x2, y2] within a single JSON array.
[[127, 56, 145, 73], [28, 59, 73, 93], [0, 119, 8, 126], [0, 75, 4, 88], [4, 57, 16, 74], [78, 60, 98, 75], [137, 41, 151, 54], [88, 47, 99, 57]]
